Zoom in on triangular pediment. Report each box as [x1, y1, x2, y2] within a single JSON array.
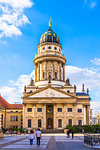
[[27, 86, 76, 99]]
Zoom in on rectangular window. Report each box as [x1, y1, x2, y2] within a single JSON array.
[[16, 126, 18, 129], [58, 108, 62, 112], [27, 108, 32, 112], [13, 126, 15, 129], [16, 116, 18, 121], [58, 119, 62, 127], [37, 108, 42, 112], [78, 120, 82, 126], [68, 119, 72, 125], [68, 108, 72, 112], [28, 119, 31, 127], [13, 116, 15, 121], [38, 119, 42, 128], [55, 72, 57, 79], [78, 109, 82, 113], [10, 116, 13, 121]]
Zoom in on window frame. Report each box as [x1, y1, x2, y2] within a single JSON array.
[[37, 108, 42, 112], [58, 119, 62, 128], [27, 108, 32, 112], [28, 119, 31, 128], [68, 108, 72, 112], [58, 108, 62, 112], [38, 119, 42, 128], [78, 109, 82, 113]]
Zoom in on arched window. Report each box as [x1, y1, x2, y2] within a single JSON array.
[[55, 72, 57, 79], [78, 120, 82, 126], [47, 36, 52, 42], [53, 37, 57, 42]]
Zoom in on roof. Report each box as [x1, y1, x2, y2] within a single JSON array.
[[76, 92, 88, 96], [0, 96, 13, 109], [11, 104, 23, 109], [0, 96, 23, 109]]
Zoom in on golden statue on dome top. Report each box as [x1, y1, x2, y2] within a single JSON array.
[[49, 18, 51, 28]]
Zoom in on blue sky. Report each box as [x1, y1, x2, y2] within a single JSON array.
[[0, 0, 100, 114]]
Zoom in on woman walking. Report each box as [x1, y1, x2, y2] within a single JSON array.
[[29, 130, 35, 147], [36, 128, 41, 146]]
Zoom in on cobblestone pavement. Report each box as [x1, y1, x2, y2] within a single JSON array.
[[0, 134, 94, 150]]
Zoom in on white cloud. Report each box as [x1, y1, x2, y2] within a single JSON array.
[[0, 65, 100, 114], [91, 58, 100, 66], [84, 0, 96, 9], [0, 0, 33, 38]]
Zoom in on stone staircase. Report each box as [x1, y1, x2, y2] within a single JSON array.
[[41, 129, 64, 134]]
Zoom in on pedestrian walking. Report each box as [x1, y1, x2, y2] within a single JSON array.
[[29, 130, 35, 147], [67, 129, 70, 138], [72, 130, 74, 139], [36, 128, 41, 146]]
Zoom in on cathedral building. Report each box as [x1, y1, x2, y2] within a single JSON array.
[[22, 21, 92, 130]]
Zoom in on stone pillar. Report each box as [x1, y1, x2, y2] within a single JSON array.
[[53, 103, 57, 129], [38, 62, 40, 81], [86, 105, 90, 125], [53, 61, 55, 79], [43, 103, 46, 129], [73, 103, 77, 125], [23, 103, 26, 128], [45, 61, 47, 80], [63, 63, 65, 82], [59, 62, 61, 80], [33, 104, 36, 128], [83, 105, 86, 125], [63, 103, 67, 128]]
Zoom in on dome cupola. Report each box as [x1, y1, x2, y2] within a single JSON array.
[[40, 19, 60, 45]]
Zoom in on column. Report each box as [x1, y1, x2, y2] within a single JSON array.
[[83, 105, 86, 125], [53, 61, 55, 79], [38, 62, 40, 81], [73, 103, 77, 125], [53, 103, 57, 129], [63, 103, 67, 128], [86, 105, 90, 125], [33, 104, 36, 128], [59, 62, 61, 80], [63, 63, 65, 82], [23, 103, 26, 128], [43, 103, 46, 129], [45, 61, 47, 80]]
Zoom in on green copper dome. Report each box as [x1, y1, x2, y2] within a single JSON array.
[[40, 28, 60, 45]]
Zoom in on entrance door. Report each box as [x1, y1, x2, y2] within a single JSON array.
[[46, 104, 53, 129]]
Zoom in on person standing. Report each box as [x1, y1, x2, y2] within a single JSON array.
[[29, 130, 35, 147], [72, 130, 74, 139], [36, 128, 41, 146]]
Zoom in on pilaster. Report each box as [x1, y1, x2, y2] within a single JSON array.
[[53, 103, 57, 129], [43, 103, 46, 129], [73, 103, 77, 125]]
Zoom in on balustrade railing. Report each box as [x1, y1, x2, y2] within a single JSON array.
[[84, 134, 100, 148]]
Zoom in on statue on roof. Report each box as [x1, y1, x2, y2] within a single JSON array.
[[74, 84, 76, 93], [66, 78, 71, 85], [49, 18, 51, 28], [87, 88, 89, 95], [29, 78, 34, 86]]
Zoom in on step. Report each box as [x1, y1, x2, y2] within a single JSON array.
[[41, 129, 64, 134]]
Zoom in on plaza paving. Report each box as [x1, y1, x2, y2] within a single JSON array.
[[0, 134, 94, 150]]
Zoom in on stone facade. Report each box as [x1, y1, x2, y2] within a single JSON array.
[[22, 23, 92, 130]]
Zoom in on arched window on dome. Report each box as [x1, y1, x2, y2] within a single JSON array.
[[55, 72, 57, 79], [47, 35, 52, 42], [53, 36, 57, 43]]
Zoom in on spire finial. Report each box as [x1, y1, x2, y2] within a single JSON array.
[[49, 18, 51, 28]]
